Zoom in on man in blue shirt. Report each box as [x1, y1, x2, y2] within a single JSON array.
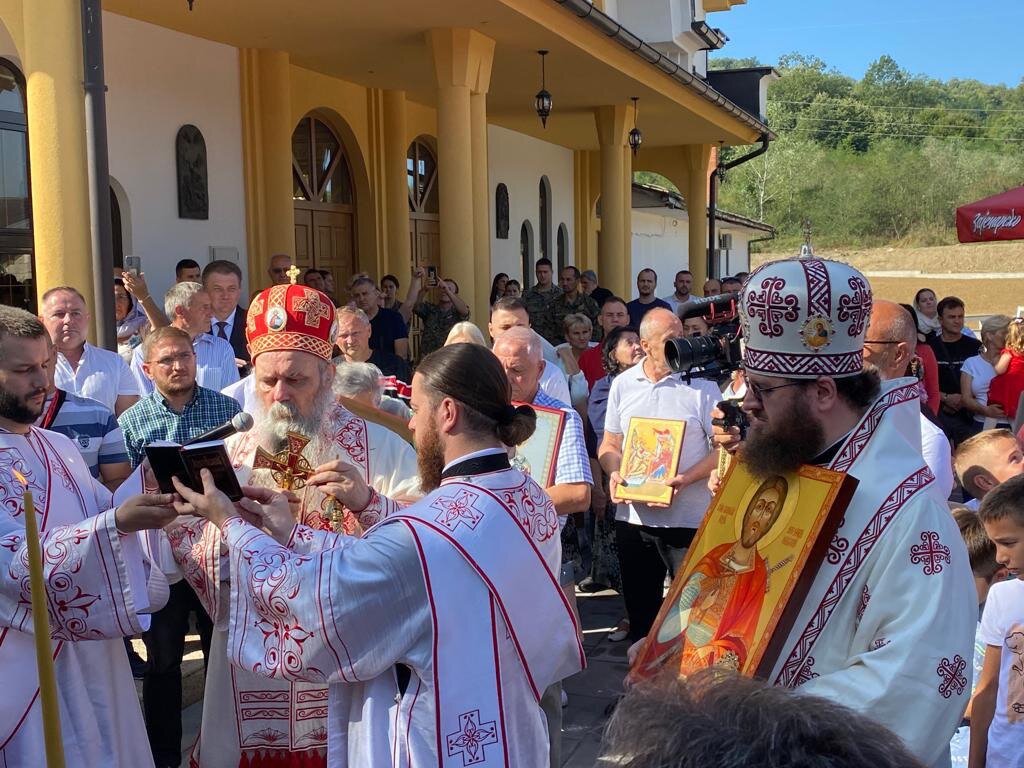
[[118, 325, 241, 768], [626, 268, 672, 328]]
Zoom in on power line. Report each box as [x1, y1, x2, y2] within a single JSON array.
[[786, 126, 1024, 143], [788, 115, 1022, 138], [771, 99, 1024, 114]]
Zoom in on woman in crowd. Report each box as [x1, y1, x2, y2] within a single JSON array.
[[913, 288, 942, 337], [488, 273, 509, 307], [504, 279, 522, 298], [555, 313, 596, 419], [988, 317, 1024, 426], [444, 321, 487, 347], [584, 326, 643, 639], [961, 314, 1012, 433], [900, 303, 940, 415]]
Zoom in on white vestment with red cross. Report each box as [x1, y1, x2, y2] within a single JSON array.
[[0, 427, 166, 767], [220, 461, 584, 768], [145, 403, 419, 768], [767, 377, 976, 768]]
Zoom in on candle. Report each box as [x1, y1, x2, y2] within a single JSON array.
[[17, 478, 66, 767]]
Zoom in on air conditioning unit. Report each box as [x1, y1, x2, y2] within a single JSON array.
[[718, 233, 733, 250]]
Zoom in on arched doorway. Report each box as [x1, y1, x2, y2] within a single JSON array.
[[519, 221, 534, 289], [408, 137, 439, 274], [0, 59, 33, 312], [292, 114, 357, 290], [538, 176, 551, 262], [556, 223, 568, 276]]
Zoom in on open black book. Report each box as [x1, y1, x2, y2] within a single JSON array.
[[144, 440, 243, 502]]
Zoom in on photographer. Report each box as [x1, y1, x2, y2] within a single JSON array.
[[705, 257, 973, 767], [598, 308, 719, 643]]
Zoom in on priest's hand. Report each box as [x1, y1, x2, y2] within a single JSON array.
[[115, 493, 178, 533], [171, 470, 239, 528], [307, 460, 372, 512], [237, 486, 298, 544]]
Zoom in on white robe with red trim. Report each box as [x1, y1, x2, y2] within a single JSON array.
[[0, 427, 165, 768], [153, 404, 418, 768], [768, 378, 976, 768], [221, 463, 583, 768]]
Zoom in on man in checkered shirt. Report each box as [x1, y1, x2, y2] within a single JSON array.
[[117, 324, 241, 768], [491, 326, 591, 768]]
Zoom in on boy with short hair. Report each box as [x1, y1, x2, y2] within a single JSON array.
[[949, 508, 1007, 765], [953, 429, 1024, 508], [971, 474, 1024, 767]]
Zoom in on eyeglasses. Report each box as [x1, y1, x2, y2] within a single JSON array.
[[149, 352, 195, 368], [746, 379, 807, 402]]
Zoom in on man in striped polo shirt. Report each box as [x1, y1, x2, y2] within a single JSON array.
[[38, 336, 130, 492]]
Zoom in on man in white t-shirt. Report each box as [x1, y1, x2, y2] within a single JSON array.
[[40, 286, 140, 416], [972, 473, 1024, 768], [489, 296, 571, 406], [661, 269, 693, 315], [863, 300, 954, 501], [599, 307, 719, 643]]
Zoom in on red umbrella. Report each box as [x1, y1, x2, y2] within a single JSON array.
[[956, 186, 1024, 243]]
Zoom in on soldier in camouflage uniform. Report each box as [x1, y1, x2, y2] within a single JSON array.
[[522, 257, 562, 345], [552, 266, 600, 343], [409, 267, 471, 360]]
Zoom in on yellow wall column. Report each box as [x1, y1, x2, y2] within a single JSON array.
[[23, 0, 95, 318], [470, 87, 492, 324], [683, 144, 712, 289], [428, 28, 494, 316], [572, 150, 595, 273], [595, 105, 630, 300], [383, 90, 410, 282], [240, 48, 294, 289]]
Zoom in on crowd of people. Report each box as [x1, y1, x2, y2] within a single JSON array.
[[0, 249, 1021, 768]]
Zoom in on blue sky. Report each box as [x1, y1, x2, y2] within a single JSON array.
[[709, 1, 1024, 86]]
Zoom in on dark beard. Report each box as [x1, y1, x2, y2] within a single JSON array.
[[0, 388, 44, 424], [416, 419, 445, 493], [739, 398, 825, 480]]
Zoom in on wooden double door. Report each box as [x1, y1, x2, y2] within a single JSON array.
[[294, 206, 356, 291]]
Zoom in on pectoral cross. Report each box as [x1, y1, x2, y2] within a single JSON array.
[[286, 263, 302, 285], [253, 432, 314, 491]]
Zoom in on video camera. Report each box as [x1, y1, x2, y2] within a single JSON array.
[[664, 292, 743, 381]]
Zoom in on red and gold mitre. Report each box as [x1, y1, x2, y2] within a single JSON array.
[[246, 281, 337, 362]]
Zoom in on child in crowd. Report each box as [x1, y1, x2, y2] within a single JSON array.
[[953, 429, 1024, 509], [949, 509, 1007, 765], [970, 474, 1024, 768], [989, 318, 1024, 423]]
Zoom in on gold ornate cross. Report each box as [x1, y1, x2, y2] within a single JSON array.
[[286, 263, 302, 285], [253, 432, 313, 491]]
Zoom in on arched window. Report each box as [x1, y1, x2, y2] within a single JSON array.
[[519, 221, 534, 290], [556, 224, 568, 276], [407, 139, 438, 215], [0, 59, 33, 313], [292, 116, 354, 206], [495, 183, 509, 239], [538, 176, 551, 261]]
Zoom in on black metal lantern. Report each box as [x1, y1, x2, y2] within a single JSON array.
[[535, 50, 552, 128], [628, 96, 643, 156], [186, 0, 195, 8]]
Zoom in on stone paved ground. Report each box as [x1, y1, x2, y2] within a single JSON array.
[[136, 588, 629, 767]]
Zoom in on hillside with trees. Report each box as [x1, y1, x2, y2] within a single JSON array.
[[710, 54, 1024, 250]]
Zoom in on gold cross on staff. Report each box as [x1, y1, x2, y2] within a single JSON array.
[[286, 263, 302, 285], [253, 432, 314, 491]]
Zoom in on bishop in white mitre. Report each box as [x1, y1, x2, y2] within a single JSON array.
[[734, 258, 976, 768], [146, 281, 419, 768], [175, 342, 585, 768], [0, 308, 174, 767]]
